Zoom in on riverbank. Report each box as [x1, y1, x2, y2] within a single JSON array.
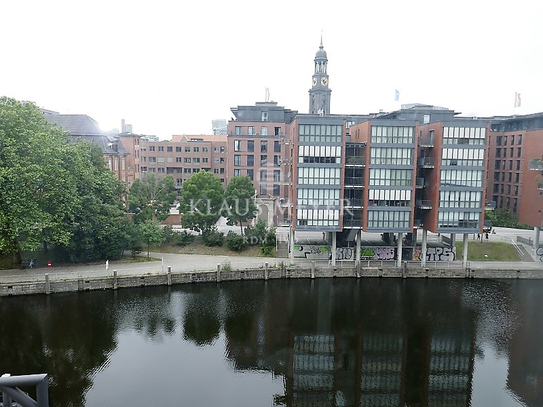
[[0, 252, 541, 297]]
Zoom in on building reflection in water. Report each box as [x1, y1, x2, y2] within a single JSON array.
[[222, 279, 478, 407]]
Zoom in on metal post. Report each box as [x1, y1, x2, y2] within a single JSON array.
[[396, 233, 403, 268], [216, 264, 221, 283], [535, 227, 541, 254], [462, 233, 469, 269], [331, 232, 337, 266], [113, 269, 118, 290], [311, 261, 315, 279], [45, 274, 50, 295], [421, 229, 427, 267], [355, 229, 361, 266], [289, 228, 295, 262], [265, 262, 269, 280], [167, 266, 172, 286]]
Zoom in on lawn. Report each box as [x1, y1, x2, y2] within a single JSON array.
[[155, 236, 268, 257], [455, 241, 521, 261]]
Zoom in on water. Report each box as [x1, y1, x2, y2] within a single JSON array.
[[1, 278, 541, 407]]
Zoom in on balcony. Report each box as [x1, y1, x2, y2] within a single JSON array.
[[419, 134, 435, 148], [538, 183, 543, 191], [344, 177, 364, 187], [415, 177, 425, 189], [418, 157, 435, 168], [343, 219, 363, 228], [345, 156, 366, 166], [529, 159, 543, 171], [416, 200, 433, 209], [344, 198, 363, 208]]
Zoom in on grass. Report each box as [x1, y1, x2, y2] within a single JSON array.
[[156, 236, 268, 257], [455, 241, 521, 261]]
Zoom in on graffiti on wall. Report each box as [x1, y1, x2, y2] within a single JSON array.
[[413, 246, 456, 261], [294, 245, 331, 260], [335, 247, 354, 261], [359, 247, 396, 261]]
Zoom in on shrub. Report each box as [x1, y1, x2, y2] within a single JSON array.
[[203, 228, 224, 247], [260, 244, 275, 257], [226, 231, 244, 251], [176, 230, 195, 247]]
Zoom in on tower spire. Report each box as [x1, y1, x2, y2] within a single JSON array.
[[309, 37, 331, 115]]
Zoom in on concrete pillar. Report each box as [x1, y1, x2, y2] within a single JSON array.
[[113, 269, 118, 290], [289, 229, 295, 262], [311, 261, 315, 279], [535, 227, 541, 254], [421, 229, 428, 267], [45, 274, 51, 295], [397, 233, 403, 268], [412, 228, 418, 246], [216, 264, 221, 283], [462, 233, 469, 268], [331, 232, 337, 266], [450, 233, 456, 247], [355, 230, 361, 266], [265, 262, 269, 280]]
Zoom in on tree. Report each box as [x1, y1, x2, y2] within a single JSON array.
[[178, 171, 224, 234], [128, 173, 177, 223], [0, 97, 79, 265], [222, 176, 257, 235], [138, 220, 165, 257]]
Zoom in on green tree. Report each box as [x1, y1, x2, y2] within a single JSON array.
[[178, 170, 224, 235], [139, 220, 165, 257], [222, 176, 257, 235], [0, 97, 78, 265], [128, 173, 177, 223], [57, 142, 130, 262]]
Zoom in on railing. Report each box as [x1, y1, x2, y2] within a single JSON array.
[[344, 199, 363, 207], [418, 157, 435, 167], [416, 200, 433, 209], [343, 219, 363, 228], [416, 177, 425, 188], [528, 160, 543, 171], [419, 134, 435, 147], [0, 373, 49, 407], [345, 156, 366, 165], [344, 177, 364, 186]]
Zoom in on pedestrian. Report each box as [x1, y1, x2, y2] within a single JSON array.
[[105, 260, 109, 271], [477, 234, 481, 241], [29, 258, 34, 269], [485, 233, 489, 240]]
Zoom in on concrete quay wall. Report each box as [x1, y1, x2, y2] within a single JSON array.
[[1, 264, 542, 297]]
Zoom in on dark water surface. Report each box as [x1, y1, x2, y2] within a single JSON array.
[[1, 278, 542, 406]]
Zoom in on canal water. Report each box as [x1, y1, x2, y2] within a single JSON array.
[[1, 278, 541, 406]]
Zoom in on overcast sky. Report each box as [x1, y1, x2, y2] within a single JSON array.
[[2, 0, 542, 140]]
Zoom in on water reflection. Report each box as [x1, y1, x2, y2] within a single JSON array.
[[0, 279, 541, 406]]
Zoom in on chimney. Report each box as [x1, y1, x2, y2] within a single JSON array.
[[121, 119, 126, 133]]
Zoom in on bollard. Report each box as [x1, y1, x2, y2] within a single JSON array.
[[45, 274, 51, 295], [113, 269, 118, 290], [356, 261, 361, 279], [264, 262, 269, 280], [311, 261, 315, 279], [217, 264, 221, 283], [402, 261, 407, 279], [167, 266, 172, 286]]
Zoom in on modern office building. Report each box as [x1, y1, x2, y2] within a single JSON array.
[[486, 113, 543, 246]]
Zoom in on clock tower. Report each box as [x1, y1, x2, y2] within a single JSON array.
[[309, 37, 331, 115]]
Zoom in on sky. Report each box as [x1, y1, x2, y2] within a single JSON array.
[[2, 0, 543, 140]]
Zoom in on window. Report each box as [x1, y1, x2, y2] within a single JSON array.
[[261, 126, 268, 135], [157, 167, 165, 173], [260, 184, 267, 195], [248, 126, 254, 135], [235, 126, 242, 135], [193, 158, 200, 163], [214, 147, 219, 152], [261, 112, 268, 121], [214, 169, 219, 174], [261, 155, 267, 166], [274, 155, 280, 167], [261, 141, 268, 152], [185, 147, 190, 152], [496, 148, 501, 158], [203, 147, 208, 153], [149, 146, 155, 152], [248, 140, 254, 152], [260, 170, 267, 181], [202, 157, 208, 163], [220, 168, 225, 174], [273, 184, 280, 196], [184, 168, 191, 174], [518, 135, 522, 144], [234, 155, 241, 166], [184, 157, 191, 163], [274, 141, 281, 153], [496, 136, 502, 146], [275, 127, 281, 135], [234, 169, 241, 177], [167, 146, 173, 152], [247, 169, 254, 181], [149, 157, 156, 163], [515, 173, 520, 183], [220, 146, 225, 153], [220, 157, 224, 164], [193, 147, 199, 153], [176, 157, 182, 162], [176, 147, 182, 152], [158, 146, 164, 152], [273, 170, 281, 182], [247, 155, 254, 166], [517, 147, 521, 158], [234, 140, 242, 152], [510, 135, 515, 145]]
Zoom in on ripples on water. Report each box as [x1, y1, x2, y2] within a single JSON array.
[[0, 278, 541, 406]]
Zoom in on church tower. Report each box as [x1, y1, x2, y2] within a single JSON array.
[[308, 37, 331, 115]]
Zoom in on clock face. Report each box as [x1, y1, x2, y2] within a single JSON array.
[[321, 77, 328, 86], [312, 77, 317, 86]]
